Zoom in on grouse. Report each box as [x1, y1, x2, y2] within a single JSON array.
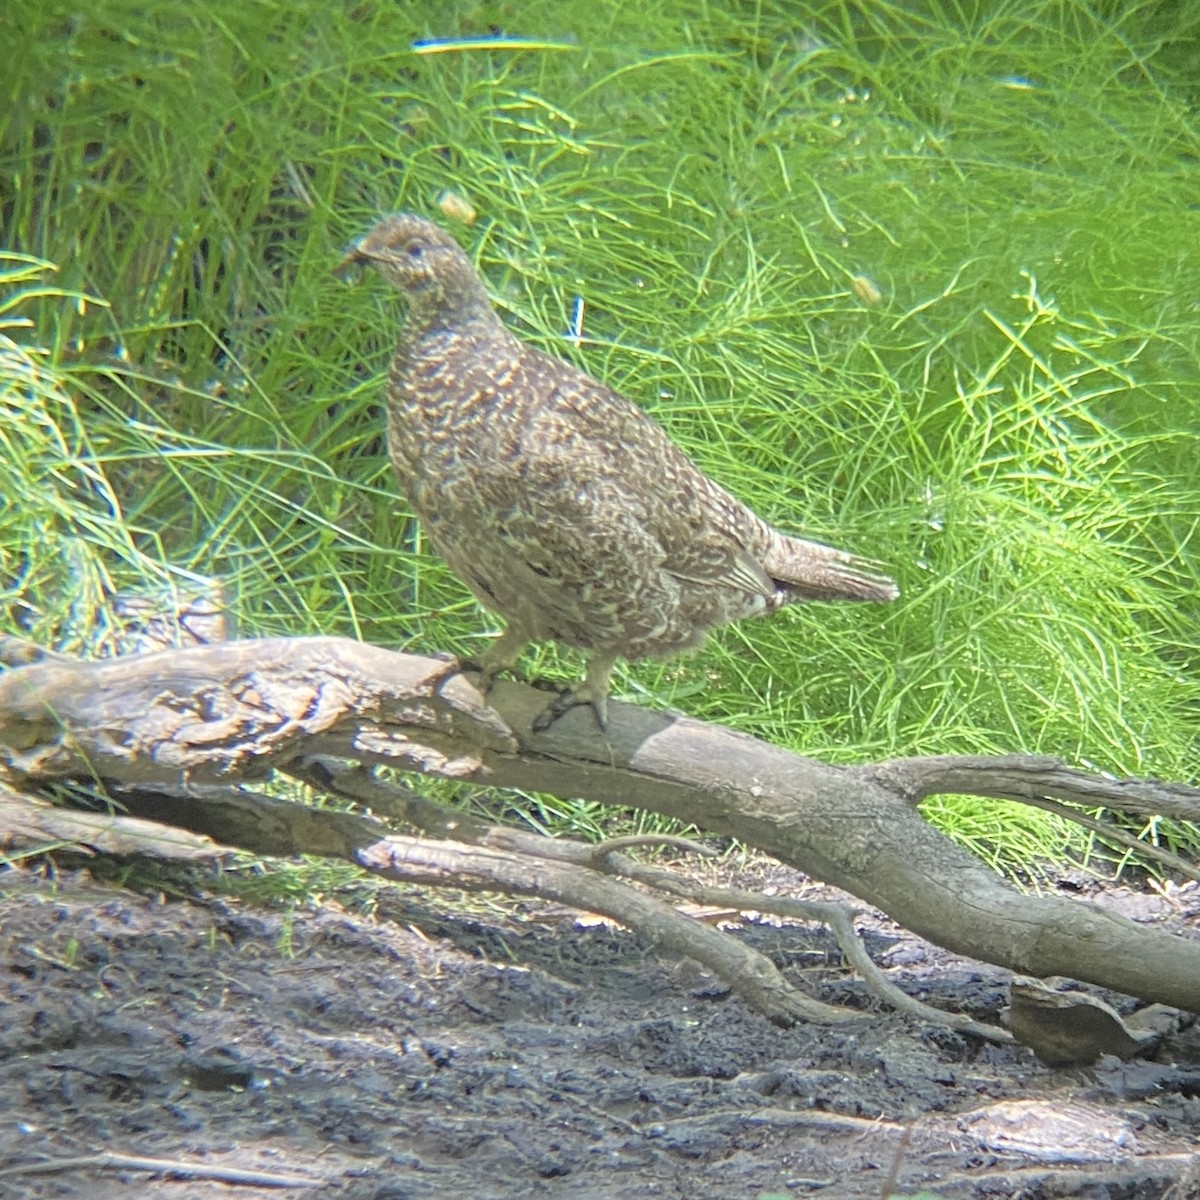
[[340, 214, 898, 729]]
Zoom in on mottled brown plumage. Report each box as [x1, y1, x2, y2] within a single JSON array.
[[341, 214, 898, 728]]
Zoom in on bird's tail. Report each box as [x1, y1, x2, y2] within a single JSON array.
[[764, 531, 899, 604]]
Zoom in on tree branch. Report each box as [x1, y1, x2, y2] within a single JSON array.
[[874, 753, 1200, 823], [100, 774, 847, 1027], [1, 637, 1196, 1018]]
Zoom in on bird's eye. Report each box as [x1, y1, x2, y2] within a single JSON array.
[[404, 241, 425, 259]]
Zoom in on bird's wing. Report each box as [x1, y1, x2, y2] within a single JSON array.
[[497, 350, 775, 599]]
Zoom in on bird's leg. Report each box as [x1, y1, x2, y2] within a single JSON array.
[[531, 653, 616, 733], [425, 626, 530, 696], [474, 625, 531, 691]]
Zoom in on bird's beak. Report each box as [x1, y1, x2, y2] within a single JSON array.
[[333, 243, 369, 282]]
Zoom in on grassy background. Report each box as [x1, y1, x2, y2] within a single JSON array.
[[3, 0, 1198, 871]]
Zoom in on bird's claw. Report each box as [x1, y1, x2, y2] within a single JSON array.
[[531, 689, 608, 733], [529, 675, 571, 695], [428, 654, 528, 697]]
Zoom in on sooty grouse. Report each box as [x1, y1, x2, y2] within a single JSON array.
[[340, 214, 898, 729]]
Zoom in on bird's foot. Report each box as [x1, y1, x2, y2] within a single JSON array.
[[531, 689, 609, 734], [426, 653, 520, 697], [529, 675, 571, 695], [531, 654, 616, 733]]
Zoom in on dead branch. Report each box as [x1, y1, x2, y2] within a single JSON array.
[[874, 753, 1200, 824], [286, 758, 1009, 1038], [871, 753, 1200, 882], [1, 636, 1197, 1022], [356, 834, 848, 1026], [83, 772, 853, 1027], [0, 782, 229, 861], [0, 1151, 322, 1188]]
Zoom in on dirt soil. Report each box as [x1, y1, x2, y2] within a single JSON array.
[[1, 862, 1199, 1200]]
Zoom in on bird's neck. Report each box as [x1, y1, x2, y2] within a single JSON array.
[[400, 309, 513, 366], [402, 274, 506, 343]]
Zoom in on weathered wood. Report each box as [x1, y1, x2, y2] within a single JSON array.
[[1, 636, 1197, 1016], [0, 782, 227, 861]]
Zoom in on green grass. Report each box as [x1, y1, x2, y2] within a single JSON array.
[[2, 0, 1198, 874]]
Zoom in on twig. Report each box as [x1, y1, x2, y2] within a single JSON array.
[[353, 832, 856, 1027], [991, 790, 1200, 884], [0, 1151, 323, 1187], [588, 832, 716, 864], [93, 760, 853, 1028], [575, 850, 1013, 1043], [665, 1106, 904, 1137], [878, 1122, 915, 1200], [877, 753, 1200, 824]]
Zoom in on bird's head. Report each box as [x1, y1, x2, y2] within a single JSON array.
[[336, 213, 495, 330]]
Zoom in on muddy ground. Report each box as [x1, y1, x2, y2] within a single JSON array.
[[1, 861, 1198, 1200]]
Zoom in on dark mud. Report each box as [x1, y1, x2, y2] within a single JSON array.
[[1, 865, 1198, 1199]]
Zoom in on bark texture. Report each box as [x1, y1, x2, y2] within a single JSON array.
[[1, 635, 1196, 1017]]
